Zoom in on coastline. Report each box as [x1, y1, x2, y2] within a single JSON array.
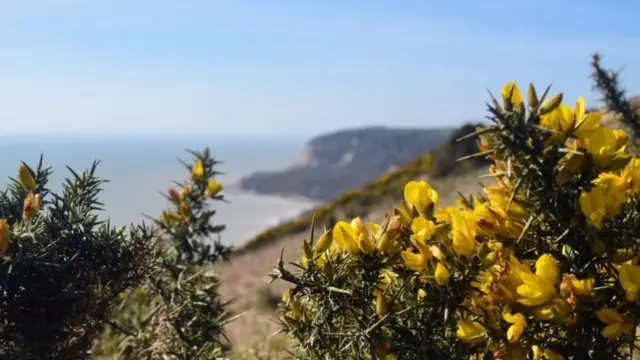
[[226, 184, 319, 206], [220, 186, 319, 247]]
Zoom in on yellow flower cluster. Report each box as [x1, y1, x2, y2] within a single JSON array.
[[161, 159, 223, 225], [282, 81, 640, 359], [0, 163, 44, 257]]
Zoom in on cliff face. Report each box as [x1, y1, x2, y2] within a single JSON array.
[[237, 126, 454, 201]]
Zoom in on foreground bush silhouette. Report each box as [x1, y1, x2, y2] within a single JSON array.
[[0, 159, 156, 359], [272, 81, 640, 359], [0, 149, 232, 359]]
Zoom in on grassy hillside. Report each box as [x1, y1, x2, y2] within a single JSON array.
[[234, 122, 488, 256]]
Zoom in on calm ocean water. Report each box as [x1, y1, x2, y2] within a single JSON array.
[[0, 135, 314, 247]]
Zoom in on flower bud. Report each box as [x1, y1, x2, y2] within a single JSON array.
[[357, 234, 374, 254], [538, 93, 563, 115], [207, 178, 224, 197], [282, 288, 292, 303], [168, 187, 181, 204], [393, 207, 412, 226], [527, 83, 539, 108], [376, 233, 391, 253], [434, 262, 450, 286], [0, 220, 11, 256], [314, 229, 333, 254], [22, 191, 41, 221], [501, 81, 523, 110], [18, 163, 36, 192], [180, 185, 191, 200], [161, 210, 183, 224], [179, 202, 191, 218], [375, 292, 387, 316], [191, 159, 205, 180], [301, 240, 313, 268]]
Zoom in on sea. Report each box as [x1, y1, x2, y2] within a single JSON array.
[[0, 135, 316, 247]]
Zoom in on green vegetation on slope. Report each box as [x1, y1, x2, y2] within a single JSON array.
[[236, 122, 489, 256]]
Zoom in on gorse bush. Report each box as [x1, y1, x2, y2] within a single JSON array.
[[0, 158, 156, 359], [0, 148, 232, 359], [272, 79, 640, 359], [91, 148, 233, 359]]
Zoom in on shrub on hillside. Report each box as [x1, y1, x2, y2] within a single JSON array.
[[0, 158, 156, 359], [90, 148, 233, 359], [271, 80, 640, 359], [0, 148, 232, 359]]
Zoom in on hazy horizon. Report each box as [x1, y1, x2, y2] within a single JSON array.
[[0, 123, 458, 140], [0, 135, 313, 246]]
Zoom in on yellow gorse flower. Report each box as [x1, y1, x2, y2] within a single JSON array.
[[191, 159, 205, 180], [573, 99, 603, 140], [585, 127, 626, 168], [559, 274, 595, 300], [473, 200, 522, 238], [579, 172, 626, 229], [539, 103, 574, 139], [503, 312, 526, 343], [403, 180, 438, 216], [333, 220, 360, 254], [538, 95, 603, 144], [456, 319, 487, 344], [401, 248, 428, 272], [206, 178, 223, 197], [410, 216, 436, 243], [449, 208, 477, 257], [513, 254, 558, 306], [618, 263, 640, 301], [596, 308, 632, 340], [501, 81, 524, 110], [483, 184, 527, 219]]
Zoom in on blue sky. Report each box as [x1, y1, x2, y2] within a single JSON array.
[[1, 1, 639, 137]]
